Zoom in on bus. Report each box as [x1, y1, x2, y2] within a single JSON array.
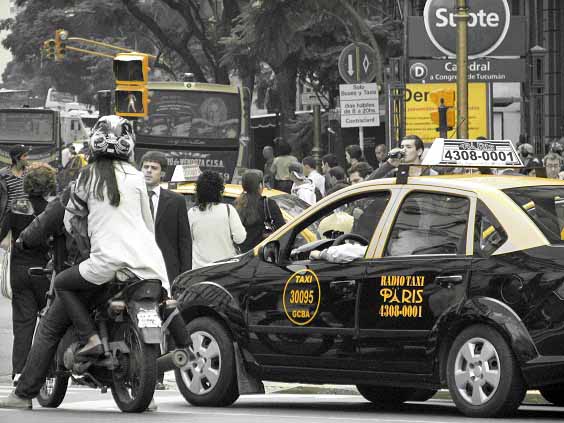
[[0, 108, 61, 169], [133, 82, 245, 182], [0, 89, 32, 108]]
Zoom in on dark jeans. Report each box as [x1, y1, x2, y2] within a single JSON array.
[[274, 179, 293, 194], [54, 266, 101, 341], [10, 262, 50, 376], [15, 297, 70, 399]]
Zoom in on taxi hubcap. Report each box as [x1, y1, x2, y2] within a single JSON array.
[[454, 337, 501, 406], [180, 331, 221, 395]]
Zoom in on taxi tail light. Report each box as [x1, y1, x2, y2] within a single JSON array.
[[109, 300, 126, 312]]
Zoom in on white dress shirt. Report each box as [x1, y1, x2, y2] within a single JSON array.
[[307, 169, 326, 197], [148, 185, 161, 218]]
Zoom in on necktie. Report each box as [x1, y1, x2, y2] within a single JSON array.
[[148, 190, 155, 220]]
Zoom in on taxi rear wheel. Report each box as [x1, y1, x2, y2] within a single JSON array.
[[175, 317, 239, 407], [356, 385, 415, 406], [539, 385, 564, 406], [446, 324, 525, 417]]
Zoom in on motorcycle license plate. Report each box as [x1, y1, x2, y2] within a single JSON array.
[[137, 309, 162, 328]]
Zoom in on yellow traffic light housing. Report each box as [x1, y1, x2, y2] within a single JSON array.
[[113, 53, 150, 117], [429, 89, 456, 108], [44, 39, 56, 60], [54, 29, 68, 61], [113, 53, 150, 84], [115, 85, 149, 117], [431, 109, 455, 128]]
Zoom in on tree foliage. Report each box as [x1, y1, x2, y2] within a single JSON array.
[[1, 0, 402, 151]]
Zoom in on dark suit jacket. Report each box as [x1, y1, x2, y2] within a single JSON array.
[[154, 188, 192, 282]]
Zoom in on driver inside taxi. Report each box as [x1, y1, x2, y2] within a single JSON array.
[[307, 196, 388, 263]]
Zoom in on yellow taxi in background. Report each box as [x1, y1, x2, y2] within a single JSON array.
[[165, 182, 318, 243]]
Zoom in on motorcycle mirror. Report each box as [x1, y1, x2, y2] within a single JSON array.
[[11, 199, 34, 216]]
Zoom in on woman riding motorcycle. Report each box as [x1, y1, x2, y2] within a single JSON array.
[[55, 115, 169, 357], [0, 119, 188, 408]]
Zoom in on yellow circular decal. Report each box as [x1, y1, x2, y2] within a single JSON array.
[[282, 269, 321, 326]]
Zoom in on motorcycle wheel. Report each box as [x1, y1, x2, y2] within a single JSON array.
[[37, 370, 69, 408], [110, 320, 159, 412]]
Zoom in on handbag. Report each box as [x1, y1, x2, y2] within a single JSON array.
[[262, 197, 276, 239], [0, 230, 12, 300]]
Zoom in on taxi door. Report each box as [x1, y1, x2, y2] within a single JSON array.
[[246, 189, 396, 370], [357, 188, 476, 374]]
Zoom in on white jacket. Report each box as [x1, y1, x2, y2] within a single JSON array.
[[188, 203, 246, 269], [291, 179, 316, 205], [64, 162, 170, 293]]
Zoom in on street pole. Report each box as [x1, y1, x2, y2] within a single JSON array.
[[312, 104, 322, 171], [455, 0, 469, 139]]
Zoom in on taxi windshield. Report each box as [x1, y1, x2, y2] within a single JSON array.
[[270, 193, 320, 237], [504, 186, 564, 244]]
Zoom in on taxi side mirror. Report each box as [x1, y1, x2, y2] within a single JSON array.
[[261, 240, 280, 264]]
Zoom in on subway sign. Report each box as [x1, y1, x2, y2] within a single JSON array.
[[409, 0, 525, 60], [424, 0, 510, 58]]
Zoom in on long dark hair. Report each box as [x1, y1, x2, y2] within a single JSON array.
[[78, 156, 122, 206], [195, 170, 224, 211], [235, 170, 263, 226]]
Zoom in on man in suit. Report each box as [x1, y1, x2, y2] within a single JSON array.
[[141, 151, 192, 390], [141, 151, 191, 282]]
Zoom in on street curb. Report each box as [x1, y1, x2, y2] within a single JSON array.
[[263, 384, 549, 404]]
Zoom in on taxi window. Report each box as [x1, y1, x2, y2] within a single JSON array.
[[288, 191, 391, 254], [504, 186, 564, 244], [474, 200, 507, 257], [385, 192, 469, 256]]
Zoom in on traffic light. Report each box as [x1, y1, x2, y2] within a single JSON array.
[[430, 108, 456, 128], [54, 29, 68, 61], [44, 39, 56, 60], [114, 86, 149, 117], [113, 53, 150, 117], [430, 89, 456, 137], [113, 53, 150, 84], [430, 89, 455, 108]]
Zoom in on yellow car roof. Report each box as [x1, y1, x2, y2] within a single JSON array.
[[165, 182, 287, 198], [333, 174, 564, 196]]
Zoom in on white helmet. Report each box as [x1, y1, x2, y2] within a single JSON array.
[[89, 115, 135, 160]]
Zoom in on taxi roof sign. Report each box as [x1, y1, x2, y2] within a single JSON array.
[[170, 164, 202, 183], [422, 138, 524, 168]]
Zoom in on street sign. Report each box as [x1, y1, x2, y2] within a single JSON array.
[[338, 43, 378, 84], [422, 138, 523, 167], [408, 58, 526, 83], [339, 83, 379, 128], [405, 83, 489, 143], [300, 92, 321, 106], [408, 16, 526, 59], [424, 0, 510, 58]]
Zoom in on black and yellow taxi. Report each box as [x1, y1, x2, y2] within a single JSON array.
[[171, 153, 564, 417]]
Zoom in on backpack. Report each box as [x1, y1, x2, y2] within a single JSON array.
[[63, 181, 90, 261]]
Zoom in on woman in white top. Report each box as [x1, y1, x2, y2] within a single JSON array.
[[56, 116, 168, 357], [188, 170, 246, 269]]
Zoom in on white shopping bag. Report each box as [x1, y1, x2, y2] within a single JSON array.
[[0, 230, 11, 300]]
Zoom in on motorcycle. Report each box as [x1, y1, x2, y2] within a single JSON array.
[[15, 197, 191, 412], [31, 266, 164, 412]]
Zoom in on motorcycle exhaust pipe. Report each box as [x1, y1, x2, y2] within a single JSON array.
[[157, 348, 191, 374]]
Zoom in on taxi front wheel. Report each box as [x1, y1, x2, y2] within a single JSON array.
[[446, 324, 526, 417], [174, 317, 239, 407]]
